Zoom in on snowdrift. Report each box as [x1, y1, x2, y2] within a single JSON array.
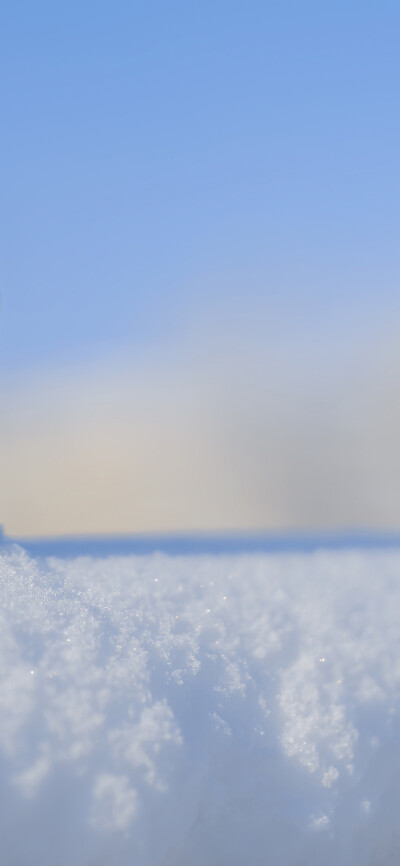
[[1, 544, 400, 864]]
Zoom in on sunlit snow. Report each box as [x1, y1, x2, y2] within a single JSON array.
[[1, 544, 400, 864]]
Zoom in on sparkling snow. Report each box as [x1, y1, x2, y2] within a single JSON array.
[[1, 544, 400, 864]]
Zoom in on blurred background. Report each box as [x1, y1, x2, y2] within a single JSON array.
[[1, 0, 400, 538]]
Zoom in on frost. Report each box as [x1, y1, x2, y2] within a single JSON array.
[[1, 545, 400, 864]]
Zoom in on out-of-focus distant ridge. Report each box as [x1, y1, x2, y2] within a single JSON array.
[[10, 529, 400, 559]]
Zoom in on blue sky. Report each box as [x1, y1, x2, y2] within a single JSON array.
[[2, 1, 400, 535], [2, 0, 400, 368]]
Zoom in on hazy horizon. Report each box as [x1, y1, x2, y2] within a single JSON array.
[[2, 1, 400, 536]]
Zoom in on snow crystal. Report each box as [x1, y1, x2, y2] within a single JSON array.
[[1, 544, 400, 864]]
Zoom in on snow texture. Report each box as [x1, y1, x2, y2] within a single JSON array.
[[1, 544, 400, 864]]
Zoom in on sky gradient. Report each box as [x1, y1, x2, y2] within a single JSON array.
[[2, 1, 400, 536]]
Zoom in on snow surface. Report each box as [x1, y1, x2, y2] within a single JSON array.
[[1, 544, 400, 864]]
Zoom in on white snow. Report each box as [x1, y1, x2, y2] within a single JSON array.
[[1, 544, 400, 864]]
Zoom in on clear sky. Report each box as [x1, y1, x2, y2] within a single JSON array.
[[2, 1, 400, 536]]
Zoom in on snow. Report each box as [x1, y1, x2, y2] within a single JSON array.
[[1, 543, 400, 864]]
